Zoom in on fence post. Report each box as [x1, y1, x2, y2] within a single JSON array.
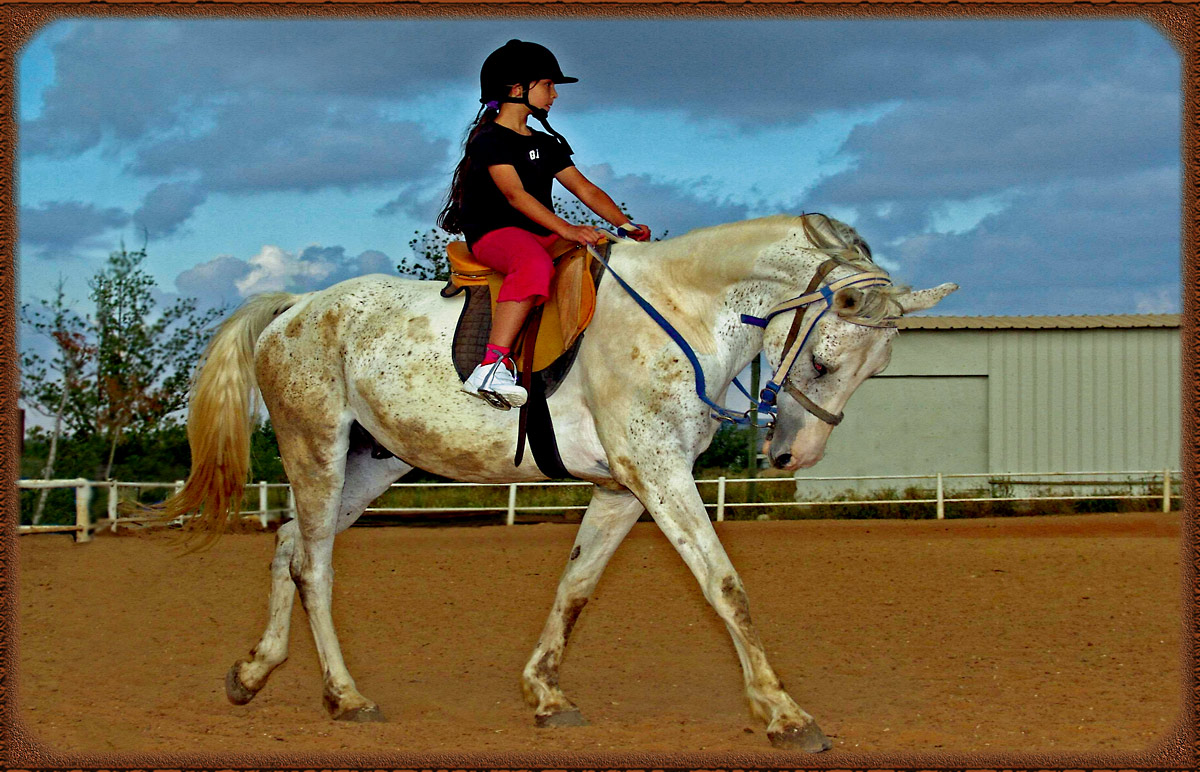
[[936, 473, 945, 520], [1163, 468, 1171, 513], [108, 481, 119, 533], [287, 485, 296, 520], [258, 481, 269, 528], [716, 476, 726, 522], [74, 479, 92, 543], [507, 483, 517, 526]]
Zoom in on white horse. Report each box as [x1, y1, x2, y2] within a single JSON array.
[[155, 213, 955, 750]]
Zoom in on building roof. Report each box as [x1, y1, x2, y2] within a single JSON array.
[[897, 314, 1181, 331]]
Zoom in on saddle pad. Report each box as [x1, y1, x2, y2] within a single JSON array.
[[451, 254, 606, 399]]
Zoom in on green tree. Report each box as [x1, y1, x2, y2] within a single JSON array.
[[694, 423, 757, 473], [86, 243, 226, 477], [20, 243, 226, 482], [20, 277, 93, 523]]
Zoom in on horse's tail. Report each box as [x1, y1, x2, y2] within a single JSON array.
[[147, 291, 300, 546]]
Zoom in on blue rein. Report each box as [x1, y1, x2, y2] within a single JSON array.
[[586, 243, 761, 425]]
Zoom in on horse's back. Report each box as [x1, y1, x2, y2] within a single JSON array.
[[254, 273, 462, 415]]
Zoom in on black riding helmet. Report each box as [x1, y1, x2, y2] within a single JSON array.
[[479, 39, 577, 153], [480, 39, 578, 103]]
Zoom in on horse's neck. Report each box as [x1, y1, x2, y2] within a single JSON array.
[[611, 220, 821, 380]]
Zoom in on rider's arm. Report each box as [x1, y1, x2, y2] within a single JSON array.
[[489, 164, 600, 244], [556, 167, 651, 241], [554, 166, 629, 228]]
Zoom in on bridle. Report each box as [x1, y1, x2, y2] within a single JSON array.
[[586, 217, 897, 432], [740, 256, 895, 428]]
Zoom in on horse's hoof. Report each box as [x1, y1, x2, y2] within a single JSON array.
[[334, 704, 386, 723], [225, 663, 258, 706], [536, 708, 588, 728], [767, 720, 832, 752]]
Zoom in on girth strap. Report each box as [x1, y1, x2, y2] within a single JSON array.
[[513, 307, 573, 478], [515, 306, 543, 467]]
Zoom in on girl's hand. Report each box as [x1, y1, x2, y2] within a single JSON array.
[[619, 222, 652, 242], [559, 224, 602, 245]]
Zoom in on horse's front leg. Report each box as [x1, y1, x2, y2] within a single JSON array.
[[621, 465, 832, 752], [522, 485, 645, 726]]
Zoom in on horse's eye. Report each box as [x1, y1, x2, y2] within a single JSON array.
[[813, 356, 828, 377]]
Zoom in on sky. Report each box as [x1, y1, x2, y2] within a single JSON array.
[[16, 17, 1183, 324]]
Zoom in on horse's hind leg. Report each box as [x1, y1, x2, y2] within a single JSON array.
[[522, 486, 644, 726], [225, 437, 412, 707], [226, 518, 300, 705], [289, 431, 419, 722]]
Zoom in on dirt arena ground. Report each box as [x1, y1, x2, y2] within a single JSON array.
[[12, 511, 1189, 766]]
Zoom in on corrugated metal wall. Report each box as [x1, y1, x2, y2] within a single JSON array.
[[986, 328, 1180, 472]]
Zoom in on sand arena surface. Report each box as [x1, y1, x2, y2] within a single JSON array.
[[13, 512, 1186, 765]]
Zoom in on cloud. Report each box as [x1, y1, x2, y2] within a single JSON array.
[[178, 244, 396, 307], [22, 19, 1180, 317], [29, 19, 1174, 152], [809, 82, 1178, 214], [19, 200, 130, 257], [22, 20, 482, 159], [175, 254, 252, 310], [872, 167, 1181, 316], [132, 181, 208, 238], [1134, 287, 1180, 314], [375, 181, 447, 222], [128, 96, 448, 194]]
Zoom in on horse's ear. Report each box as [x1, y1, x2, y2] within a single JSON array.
[[895, 283, 959, 315]]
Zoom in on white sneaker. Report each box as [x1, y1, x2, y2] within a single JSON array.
[[461, 358, 528, 410]]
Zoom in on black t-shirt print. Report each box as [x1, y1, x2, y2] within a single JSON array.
[[459, 122, 574, 247]]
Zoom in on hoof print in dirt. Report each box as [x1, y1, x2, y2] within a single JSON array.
[[224, 664, 257, 706], [767, 722, 833, 752], [536, 709, 588, 728]]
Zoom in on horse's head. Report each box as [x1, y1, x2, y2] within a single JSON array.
[[758, 216, 957, 470]]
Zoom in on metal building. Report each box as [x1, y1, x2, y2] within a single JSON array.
[[795, 314, 1182, 494]]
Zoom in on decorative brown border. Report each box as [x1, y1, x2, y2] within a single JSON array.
[[1, 2, 1195, 770]]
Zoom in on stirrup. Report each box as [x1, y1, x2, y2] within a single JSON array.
[[476, 389, 513, 411]]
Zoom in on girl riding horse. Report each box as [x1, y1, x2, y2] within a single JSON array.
[[438, 39, 651, 409]]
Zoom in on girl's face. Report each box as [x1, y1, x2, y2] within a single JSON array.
[[519, 79, 557, 111]]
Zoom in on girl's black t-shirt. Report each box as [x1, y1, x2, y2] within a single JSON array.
[[459, 122, 574, 247]]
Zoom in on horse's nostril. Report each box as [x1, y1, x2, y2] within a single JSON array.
[[773, 453, 792, 469]]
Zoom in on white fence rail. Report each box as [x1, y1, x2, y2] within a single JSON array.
[[18, 469, 1181, 542]]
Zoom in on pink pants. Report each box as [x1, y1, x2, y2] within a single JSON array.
[[472, 227, 560, 305]]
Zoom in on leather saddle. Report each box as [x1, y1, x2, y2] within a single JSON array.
[[442, 236, 606, 378], [441, 237, 608, 477]]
